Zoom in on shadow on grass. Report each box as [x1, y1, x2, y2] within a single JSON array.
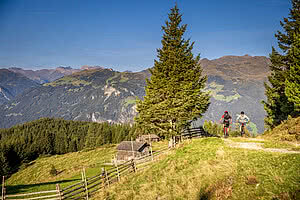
[[197, 186, 213, 200], [6, 179, 81, 194]]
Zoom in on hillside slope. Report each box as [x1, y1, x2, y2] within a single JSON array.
[[262, 117, 300, 141], [95, 138, 299, 200], [4, 138, 300, 200], [0, 69, 40, 105], [8, 67, 80, 84], [199, 55, 270, 133], [0, 68, 149, 128], [0, 55, 270, 132]]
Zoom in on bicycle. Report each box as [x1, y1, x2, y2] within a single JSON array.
[[223, 123, 230, 138], [240, 123, 246, 137]]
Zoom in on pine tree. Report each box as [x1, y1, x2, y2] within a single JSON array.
[[263, 0, 300, 128], [135, 5, 210, 137], [285, 31, 300, 112]]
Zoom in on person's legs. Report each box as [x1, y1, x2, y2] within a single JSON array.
[[223, 124, 228, 138], [227, 126, 230, 137], [224, 124, 229, 138], [242, 123, 245, 136]]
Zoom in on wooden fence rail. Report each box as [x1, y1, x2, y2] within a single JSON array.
[[3, 186, 61, 200], [1, 129, 213, 200]]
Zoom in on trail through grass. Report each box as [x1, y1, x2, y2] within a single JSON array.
[[95, 138, 300, 200], [5, 138, 300, 200]]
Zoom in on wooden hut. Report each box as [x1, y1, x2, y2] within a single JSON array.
[[136, 134, 160, 143], [116, 141, 150, 161]]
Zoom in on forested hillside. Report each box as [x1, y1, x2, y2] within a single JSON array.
[[0, 118, 137, 177], [0, 69, 40, 105], [0, 57, 270, 133], [0, 68, 149, 129]]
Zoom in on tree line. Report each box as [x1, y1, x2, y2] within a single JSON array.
[[263, 0, 300, 128], [0, 118, 137, 177], [136, 1, 299, 136]]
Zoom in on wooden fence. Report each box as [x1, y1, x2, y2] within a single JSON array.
[[1, 146, 169, 200], [181, 127, 219, 139], [1, 127, 213, 200], [1, 184, 62, 200]]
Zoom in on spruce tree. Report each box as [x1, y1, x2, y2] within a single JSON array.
[[263, 0, 300, 128], [285, 31, 300, 112], [135, 5, 210, 137]]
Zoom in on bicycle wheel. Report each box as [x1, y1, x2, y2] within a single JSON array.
[[241, 125, 245, 137]]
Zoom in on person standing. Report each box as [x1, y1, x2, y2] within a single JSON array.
[[219, 111, 232, 138]]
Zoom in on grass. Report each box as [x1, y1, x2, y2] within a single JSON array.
[[44, 76, 91, 87], [205, 82, 241, 103], [123, 96, 137, 107], [4, 138, 300, 199], [262, 117, 300, 142], [106, 72, 121, 85], [94, 138, 300, 200], [5, 145, 117, 194], [262, 140, 300, 151], [120, 72, 130, 83], [229, 137, 265, 143], [229, 137, 300, 151], [214, 93, 241, 102]]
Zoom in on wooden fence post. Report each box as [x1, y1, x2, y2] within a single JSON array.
[[105, 168, 110, 187], [101, 168, 106, 188], [150, 146, 154, 161], [1, 176, 5, 200], [114, 157, 120, 182], [56, 184, 62, 200], [173, 136, 176, 147], [131, 159, 137, 173], [81, 168, 89, 200], [168, 138, 172, 148]]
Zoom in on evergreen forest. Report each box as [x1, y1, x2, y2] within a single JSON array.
[[0, 118, 137, 177]]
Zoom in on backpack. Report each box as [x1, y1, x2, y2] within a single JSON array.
[[223, 113, 231, 124]]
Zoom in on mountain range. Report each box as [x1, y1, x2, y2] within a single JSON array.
[[0, 55, 270, 133]]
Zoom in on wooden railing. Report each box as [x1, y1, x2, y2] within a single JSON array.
[[1, 126, 216, 200], [181, 127, 219, 139], [1, 146, 169, 200], [3, 185, 61, 200]]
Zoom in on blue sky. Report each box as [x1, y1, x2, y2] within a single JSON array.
[[0, 0, 291, 72]]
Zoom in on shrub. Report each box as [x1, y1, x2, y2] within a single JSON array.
[[49, 164, 57, 176]]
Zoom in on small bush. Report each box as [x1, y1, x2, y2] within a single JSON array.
[[49, 164, 57, 176]]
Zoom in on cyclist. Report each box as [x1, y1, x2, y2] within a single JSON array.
[[236, 111, 250, 136], [219, 111, 232, 138]]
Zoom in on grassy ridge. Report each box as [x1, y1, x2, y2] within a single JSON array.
[[4, 138, 300, 199], [5, 145, 116, 194], [95, 138, 299, 200], [262, 117, 300, 142], [5, 141, 169, 194]]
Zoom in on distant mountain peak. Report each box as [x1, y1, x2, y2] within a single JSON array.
[[56, 66, 72, 70], [81, 65, 104, 70], [80, 65, 114, 71], [200, 55, 270, 81]]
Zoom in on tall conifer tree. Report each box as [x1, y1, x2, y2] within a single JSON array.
[[135, 5, 210, 136], [263, 0, 300, 128], [285, 31, 300, 112]]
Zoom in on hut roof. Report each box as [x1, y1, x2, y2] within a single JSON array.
[[117, 141, 148, 151]]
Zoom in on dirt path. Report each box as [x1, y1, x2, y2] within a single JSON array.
[[224, 138, 300, 154]]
